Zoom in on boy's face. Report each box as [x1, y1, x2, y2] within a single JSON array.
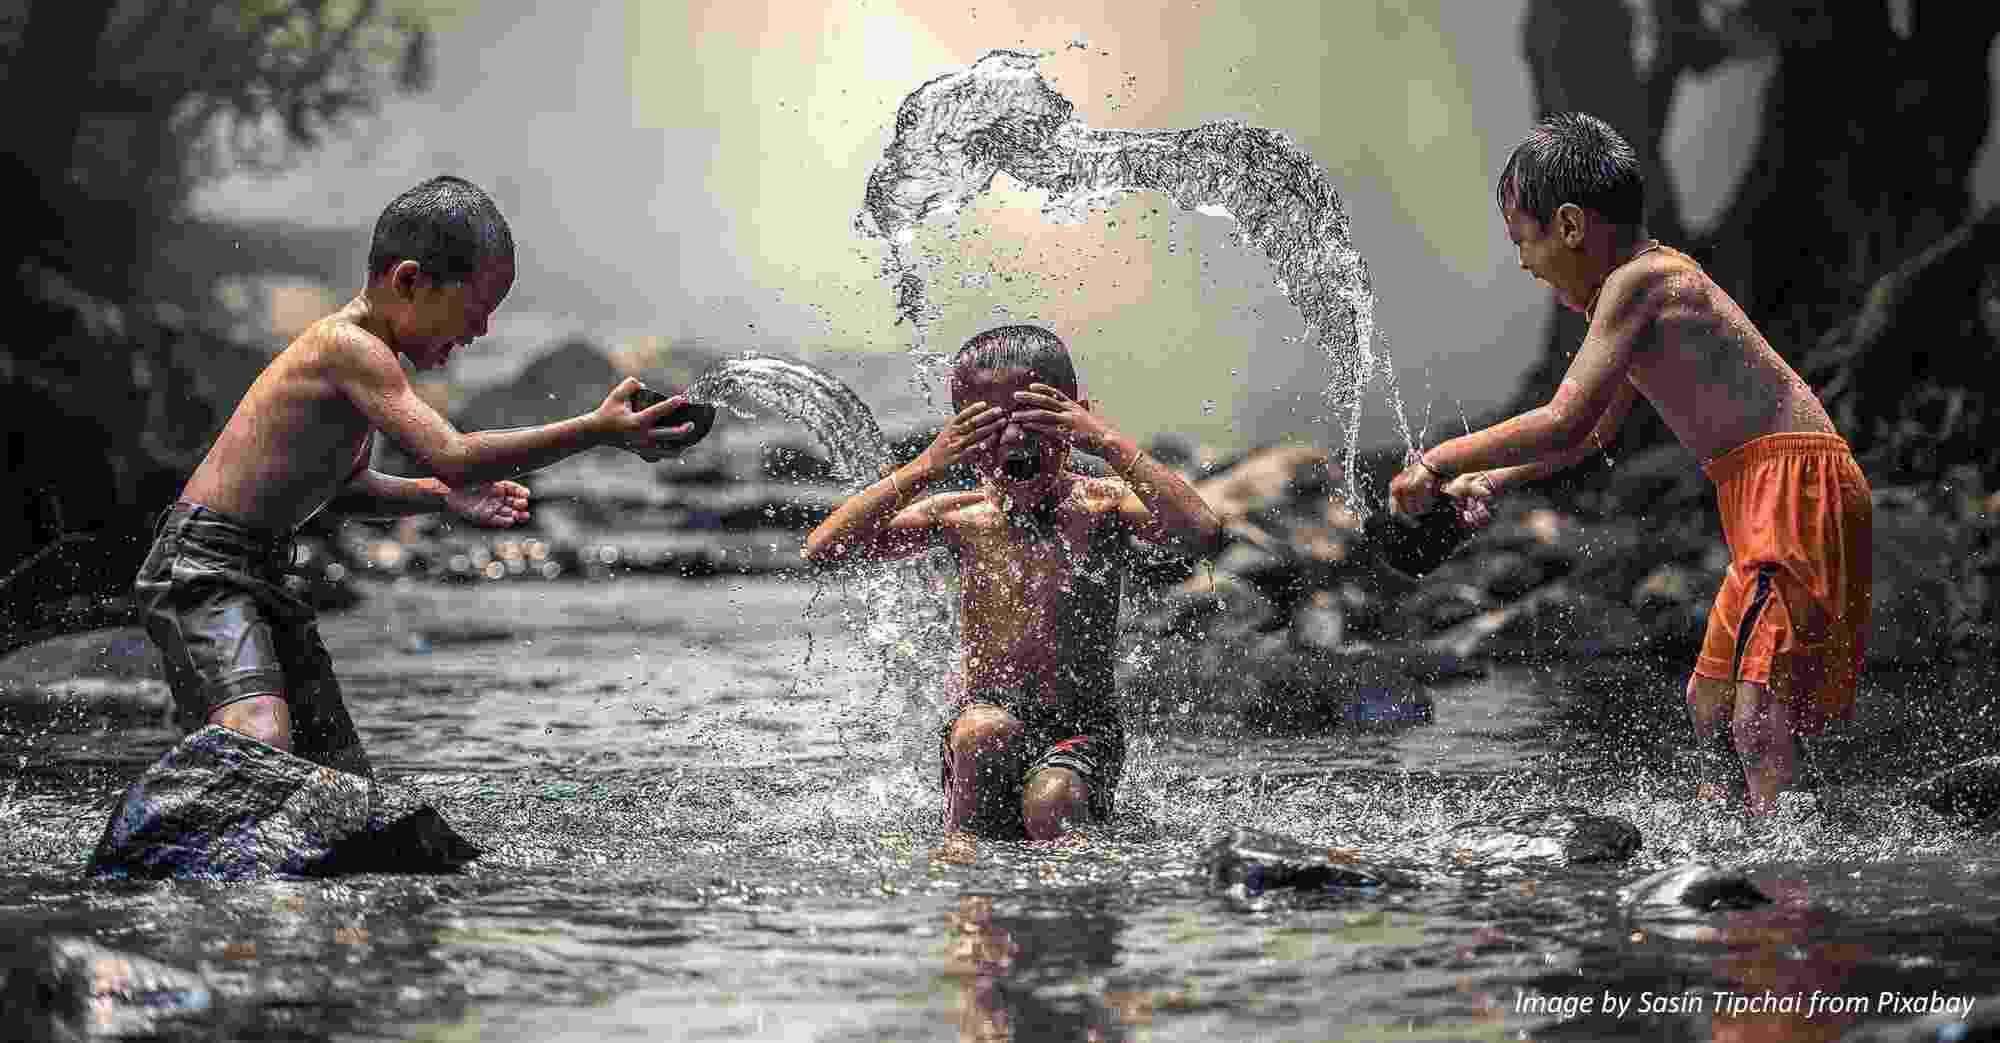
[[1502, 202, 1593, 313], [394, 255, 515, 370], [950, 366, 1072, 500]]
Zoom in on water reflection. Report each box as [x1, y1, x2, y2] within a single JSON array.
[[1704, 875, 1867, 1043], [943, 892, 1130, 1042]]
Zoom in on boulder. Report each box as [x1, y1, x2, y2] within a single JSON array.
[[1203, 827, 1413, 898], [1444, 806, 1641, 865], [88, 726, 480, 881], [1869, 492, 1976, 664], [0, 935, 213, 1040], [1195, 446, 1329, 523], [1428, 584, 1650, 661], [1619, 863, 1771, 915]]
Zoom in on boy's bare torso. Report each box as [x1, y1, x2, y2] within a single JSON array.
[[924, 475, 1131, 714], [180, 315, 378, 532], [1615, 245, 1837, 461]]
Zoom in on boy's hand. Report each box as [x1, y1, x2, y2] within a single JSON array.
[[1442, 472, 1495, 529], [915, 401, 1008, 476], [597, 377, 698, 461], [1388, 452, 1441, 517], [446, 480, 532, 527], [1010, 384, 1115, 456]]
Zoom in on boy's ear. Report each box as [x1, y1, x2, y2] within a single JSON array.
[[388, 260, 429, 297], [1554, 203, 1587, 248]]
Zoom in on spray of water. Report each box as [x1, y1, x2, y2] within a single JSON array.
[[682, 353, 961, 784], [684, 352, 894, 484], [854, 48, 1411, 514]]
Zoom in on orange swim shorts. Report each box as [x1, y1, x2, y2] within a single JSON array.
[[1693, 432, 1873, 735]]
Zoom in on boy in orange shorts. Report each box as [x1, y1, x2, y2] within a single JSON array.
[[1384, 113, 1872, 817]]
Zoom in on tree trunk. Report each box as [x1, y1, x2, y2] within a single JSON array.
[[1507, 1, 1998, 466], [3, 0, 122, 277]]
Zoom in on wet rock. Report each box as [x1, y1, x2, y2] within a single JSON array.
[[1393, 582, 1494, 635], [1618, 863, 1771, 914], [1290, 594, 1344, 651], [1195, 446, 1330, 523], [1203, 827, 1411, 898], [88, 726, 480, 881], [1592, 444, 1710, 519], [1445, 806, 1641, 865], [1870, 494, 1976, 665], [1429, 583, 1649, 661], [1135, 571, 1277, 640], [1909, 755, 2000, 821], [0, 935, 214, 1040]]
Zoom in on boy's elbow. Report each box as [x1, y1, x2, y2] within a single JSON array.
[[421, 437, 476, 488]]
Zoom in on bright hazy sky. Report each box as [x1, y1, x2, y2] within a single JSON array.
[[196, 1, 2000, 452]]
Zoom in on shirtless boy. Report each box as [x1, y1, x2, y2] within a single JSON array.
[[1386, 113, 1872, 816], [802, 325, 1224, 841], [137, 175, 703, 776]]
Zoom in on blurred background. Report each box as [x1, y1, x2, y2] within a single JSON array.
[[5, 0, 1998, 647]]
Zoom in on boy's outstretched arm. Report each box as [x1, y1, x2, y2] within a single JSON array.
[[1391, 262, 1661, 516], [1010, 384, 1224, 557], [325, 471, 534, 528], [330, 326, 692, 488], [800, 401, 1006, 567], [1453, 380, 1639, 498]]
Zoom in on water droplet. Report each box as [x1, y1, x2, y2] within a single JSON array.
[[1201, 399, 1217, 416]]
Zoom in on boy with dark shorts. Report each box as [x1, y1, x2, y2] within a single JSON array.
[[803, 325, 1224, 842], [1384, 114, 1872, 817], [138, 175, 705, 776]]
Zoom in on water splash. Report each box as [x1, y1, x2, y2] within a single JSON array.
[[684, 352, 894, 486], [854, 48, 1405, 513], [683, 353, 961, 781]]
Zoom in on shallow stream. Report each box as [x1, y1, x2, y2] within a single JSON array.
[[3, 575, 1996, 1041]]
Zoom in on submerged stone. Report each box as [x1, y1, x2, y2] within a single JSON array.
[[1910, 755, 2000, 821], [1445, 806, 1642, 865], [1619, 863, 1771, 915], [87, 726, 480, 881], [0, 935, 213, 1039], [1203, 827, 1411, 898]]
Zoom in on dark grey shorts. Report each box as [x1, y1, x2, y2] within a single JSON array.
[[133, 502, 371, 777], [939, 688, 1124, 836]]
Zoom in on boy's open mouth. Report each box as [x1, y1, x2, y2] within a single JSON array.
[[1001, 448, 1040, 481]]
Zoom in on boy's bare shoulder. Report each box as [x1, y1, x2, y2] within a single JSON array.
[[284, 311, 398, 378], [1599, 247, 1706, 325]]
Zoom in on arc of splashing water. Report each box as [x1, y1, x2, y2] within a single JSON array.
[[683, 352, 893, 485], [854, 48, 1407, 514], [681, 352, 957, 780]]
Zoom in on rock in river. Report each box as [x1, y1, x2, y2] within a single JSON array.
[[88, 726, 480, 881], [0, 935, 214, 1039], [1444, 806, 1642, 865], [1619, 863, 1772, 916], [1203, 827, 1412, 898]]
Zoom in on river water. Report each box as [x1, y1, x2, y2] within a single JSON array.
[[3, 573, 1997, 1041]]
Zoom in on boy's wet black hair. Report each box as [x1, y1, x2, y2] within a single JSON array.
[[951, 325, 1079, 402], [367, 175, 515, 283], [1495, 112, 1644, 229]]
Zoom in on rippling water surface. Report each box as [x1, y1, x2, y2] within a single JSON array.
[[3, 575, 1999, 1041]]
